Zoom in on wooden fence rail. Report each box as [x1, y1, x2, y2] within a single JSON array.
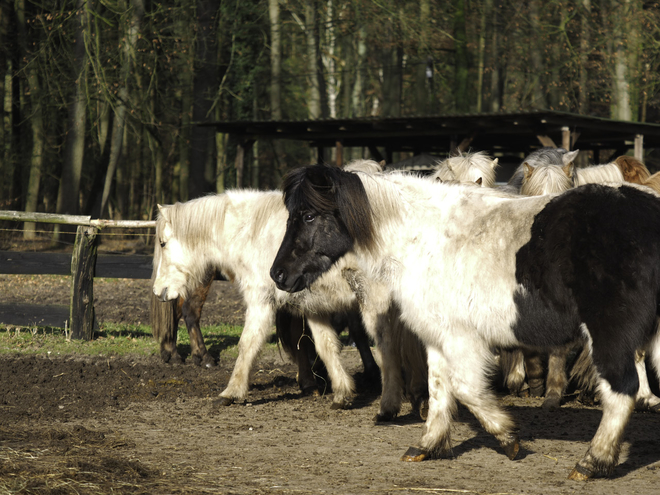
[[0, 210, 156, 340]]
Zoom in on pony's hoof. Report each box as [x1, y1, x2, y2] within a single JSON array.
[[542, 396, 561, 411], [568, 464, 594, 481], [201, 354, 217, 368], [169, 354, 184, 365], [300, 385, 320, 397], [214, 397, 234, 407], [501, 435, 520, 460], [330, 399, 348, 410], [528, 379, 544, 397], [401, 446, 428, 462], [373, 411, 396, 424]]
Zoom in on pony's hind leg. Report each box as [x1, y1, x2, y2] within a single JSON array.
[[181, 274, 216, 368], [543, 346, 571, 411], [636, 347, 660, 412], [447, 340, 519, 460], [341, 311, 381, 385], [499, 348, 529, 397], [569, 377, 635, 480], [306, 314, 356, 409]]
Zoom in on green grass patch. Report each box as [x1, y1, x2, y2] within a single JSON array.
[[0, 322, 259, 359]]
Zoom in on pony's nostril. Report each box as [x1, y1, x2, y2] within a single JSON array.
[[273, 268, 286, 283], [159, 287, 169, 302]]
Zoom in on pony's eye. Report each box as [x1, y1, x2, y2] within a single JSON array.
[[160, 240, 166, 248], [303, 213, 316, 223]]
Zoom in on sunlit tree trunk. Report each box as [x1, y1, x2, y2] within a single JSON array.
[[381, 9, 403, 117], [611, 0, 631, 120], [269, 0, 282, 121], [351, 25, 367, 117], [305, 0, 322, 119], [489, 2, 502, 112], [100, 0, 144, 218]]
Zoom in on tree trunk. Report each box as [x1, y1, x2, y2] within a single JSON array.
[[100, 0, 144, 218], [305, 0, 321, 119], [489, 2, 501, 112], [54, 0, 90, 240], [381, 11, 403, 118], [16, 0, 45, 239], [453, 0, 468, 112], [269, 0, 282, 120], [415, 0, 431, 115], [578, 0, 591, 113], [351, 25, 367, 117], [528, 0, 545, 109], [611, 0, 631, 120], [189, 0, 219, 199]]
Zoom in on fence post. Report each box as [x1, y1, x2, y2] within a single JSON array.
[[70, 226, 98, 340]]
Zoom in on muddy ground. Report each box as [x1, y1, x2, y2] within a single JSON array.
[[1, 274, 660, 494]]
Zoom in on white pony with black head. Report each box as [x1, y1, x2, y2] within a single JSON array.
[[270, 164, 660, 480], [152, 160, 427, 419]]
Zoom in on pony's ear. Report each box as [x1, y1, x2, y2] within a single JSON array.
[[157, 204, 169, 222], [491, 157, 499, 170], [475, 177, 483, 186], [562, 162, 575, 179], [563, 149, 579, 165], [523, 162, 535, 180]]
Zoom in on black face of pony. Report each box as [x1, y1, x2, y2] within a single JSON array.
[[270, 165, 372, 293]]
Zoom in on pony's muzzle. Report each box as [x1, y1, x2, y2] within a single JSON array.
[[270, 267, 287, 290], [158, 287, 169, 302]]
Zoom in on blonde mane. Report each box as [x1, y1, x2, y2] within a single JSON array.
[[520, 163, 574, 196], [431, 151, 499, 187], [575, 163, 624, 186]]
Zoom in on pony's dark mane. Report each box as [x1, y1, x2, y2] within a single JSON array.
[[282, 164, 377, 253]]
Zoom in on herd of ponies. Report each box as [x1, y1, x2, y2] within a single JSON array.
[[151, 147, 660, 481]]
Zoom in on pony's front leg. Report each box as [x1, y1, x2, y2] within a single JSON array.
[[633, 350, 660, 412], [217, 303, 275, 406], [362, 306, 405, 422], [569, 378, 635, 480], [402, 346, 455, 461], [306, 314, 355, 409]]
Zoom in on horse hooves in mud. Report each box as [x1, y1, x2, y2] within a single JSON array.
[[330, 399, 350, 410], [192, 353, 217, 368], [567, 464, 594, 481], [542, 395, 562, 411], [501, 435, 520, 460], [400, 446, 429, 462], [373, 411, 396, 424], [214, 397, 235, 407], [161, 350, 184, 365]]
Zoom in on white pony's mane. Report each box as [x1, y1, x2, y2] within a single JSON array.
[[520, 164, 574, 196], [575, 163, 624, 186], [431, 151, 499, 187]]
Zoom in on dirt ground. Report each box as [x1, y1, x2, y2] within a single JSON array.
[[1, 274, 660, 494]]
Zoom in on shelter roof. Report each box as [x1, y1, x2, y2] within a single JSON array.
[[202, 110, 660, 155]]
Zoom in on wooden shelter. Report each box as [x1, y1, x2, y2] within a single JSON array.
[[203, 110, 660, 174]]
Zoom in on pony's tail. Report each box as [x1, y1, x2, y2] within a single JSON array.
[[569, 344, 598, 395]]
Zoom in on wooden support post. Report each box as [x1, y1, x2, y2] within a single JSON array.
[[336, 140, 343, 167], [635, 134, 644, 162], [70, 226, 98, 340], [561, 127, 571, 150], [234, 141, 245, 188]]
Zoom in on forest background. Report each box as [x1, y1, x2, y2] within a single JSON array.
[[2, 0, 660, 240]]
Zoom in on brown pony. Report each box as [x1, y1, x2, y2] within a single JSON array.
[[614, 155, 651, 184]]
